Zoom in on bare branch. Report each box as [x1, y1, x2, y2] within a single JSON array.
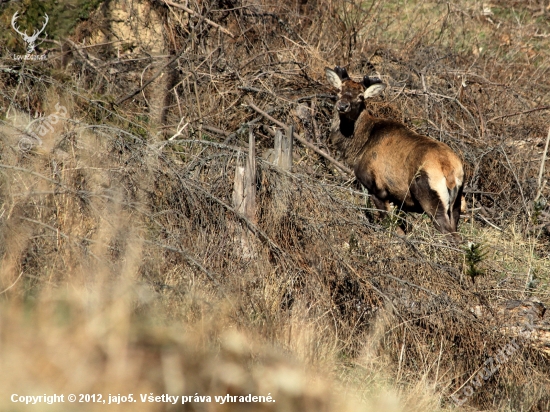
[[487, 106, 550, 124], [247, 100, 352, 174]]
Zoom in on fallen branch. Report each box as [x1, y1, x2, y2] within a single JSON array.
[[476, 213, 504, 232], [487, 106, 550, 123], [247, 100, 352, 174], [162, 0, 235, 38]]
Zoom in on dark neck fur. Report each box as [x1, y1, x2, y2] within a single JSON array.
[[331, 105, 375, 168], [338, 116, 356, 137], [338, 102, 365, 137]]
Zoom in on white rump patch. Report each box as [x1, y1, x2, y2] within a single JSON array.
[[325, 68, 342, 90], [431, 175, 450, 211]]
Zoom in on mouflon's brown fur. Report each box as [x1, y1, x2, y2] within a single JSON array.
[[326, 66, 464, 238]]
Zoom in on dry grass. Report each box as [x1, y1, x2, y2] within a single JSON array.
[[1, 0, 550, 411], [0, 276, 387, 412]]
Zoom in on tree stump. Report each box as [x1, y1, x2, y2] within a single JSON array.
[[232, 129, 256, 259]]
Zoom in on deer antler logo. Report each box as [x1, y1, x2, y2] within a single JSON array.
[[11, 11, 49, 55]]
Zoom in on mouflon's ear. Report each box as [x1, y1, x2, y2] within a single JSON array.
[[363, 77, 386, 98], [325, 67, 342, 90]]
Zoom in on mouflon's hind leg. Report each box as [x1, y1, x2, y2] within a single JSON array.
[[450, 185, 464, 233], [433, 201, 463, 243], [411, 174, 457, 239], [433, 204, 454, 235], [370, 193, 406, 235], [369, 193, 389, 220]]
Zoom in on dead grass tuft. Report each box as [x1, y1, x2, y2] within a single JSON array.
[[1, 0, 550, 410]]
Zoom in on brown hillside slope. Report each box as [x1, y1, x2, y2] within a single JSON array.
[[1, 0, 550, 410]]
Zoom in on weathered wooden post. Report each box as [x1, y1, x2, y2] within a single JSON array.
[[233, 129, 256, 221], [271, 125, 293, 171], [232, 129, 257, 258], [261, 125, 294, 232]]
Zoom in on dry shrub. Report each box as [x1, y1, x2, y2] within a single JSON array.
[[1, 0, 550, 411]]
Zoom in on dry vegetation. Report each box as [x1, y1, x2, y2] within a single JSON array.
[[1, 0, 550, 410]]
